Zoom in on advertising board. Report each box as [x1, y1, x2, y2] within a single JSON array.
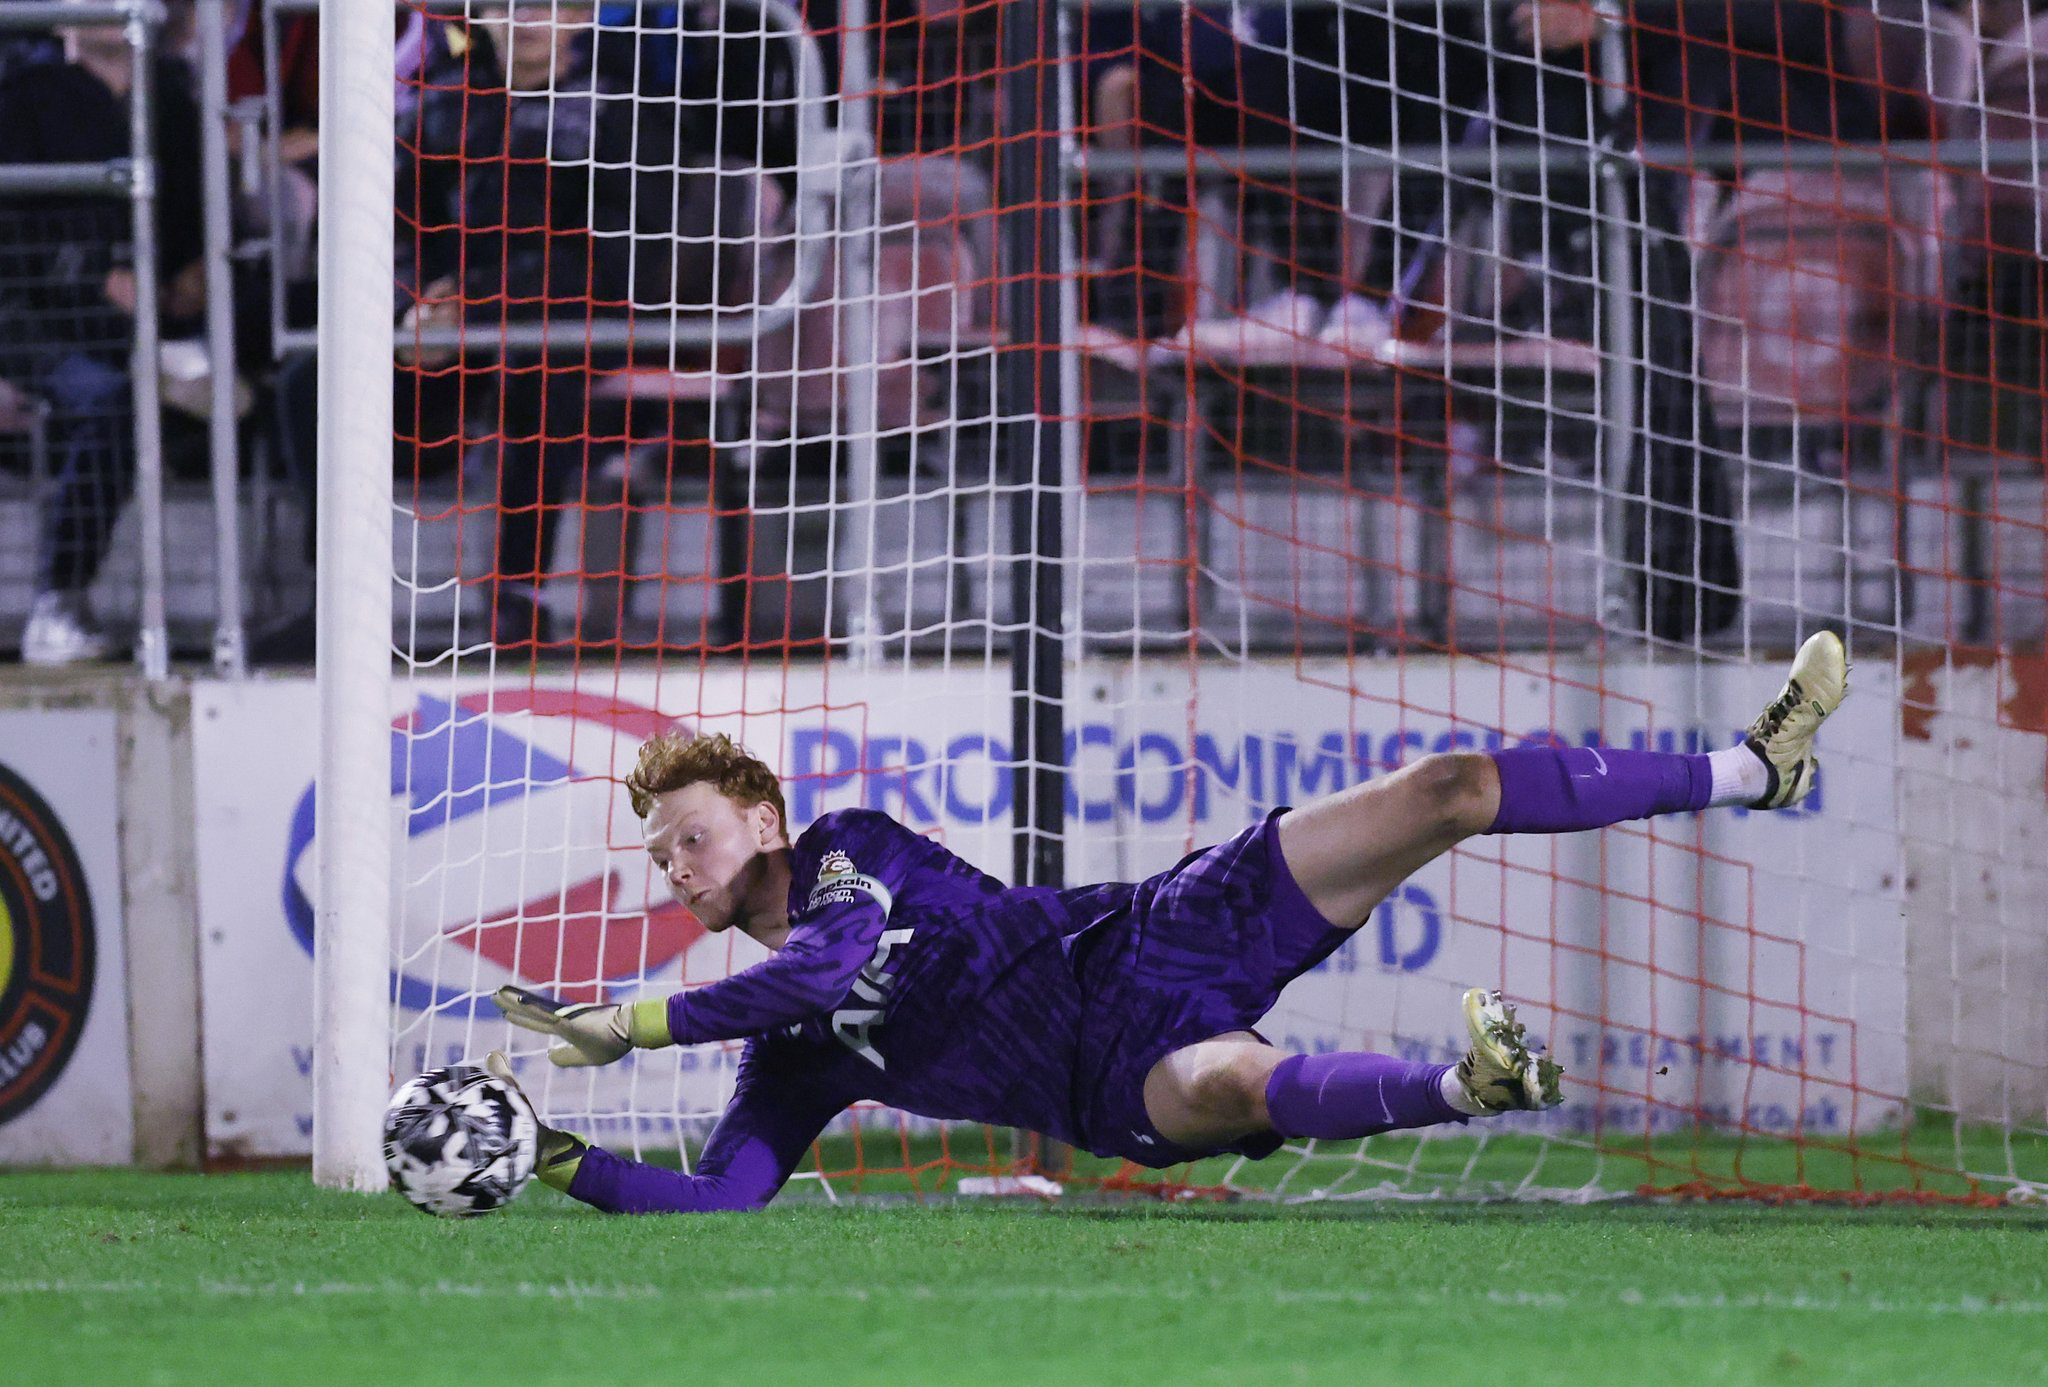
[[192, 657, 1903, 1158], [0, 709, 133, 1164]]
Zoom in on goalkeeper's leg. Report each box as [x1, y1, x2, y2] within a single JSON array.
[[1277, 631, 1848, 930], [1146, 991, 1561, 1150]]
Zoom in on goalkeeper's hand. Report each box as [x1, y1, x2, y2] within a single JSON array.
[[493, 985, 670, 1067], [482, 1051, 591, 1194], [481, 1049, 528, 1092]]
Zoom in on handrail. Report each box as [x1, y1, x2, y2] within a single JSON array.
[[0, 1, 170, 674], [198, 0, 244, 674], [0, 162, 139, 195], [0, 0, 162, 25], [1079, 137, 2048, 178]]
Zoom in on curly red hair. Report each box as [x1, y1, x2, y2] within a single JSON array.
[[624, 730, 788, 831]]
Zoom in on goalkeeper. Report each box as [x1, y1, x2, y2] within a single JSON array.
[[494, 634, 1847, 1212]]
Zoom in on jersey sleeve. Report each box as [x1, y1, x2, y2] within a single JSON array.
[[563, 1039, 857, 1214], [663, 810, 927, 1046]]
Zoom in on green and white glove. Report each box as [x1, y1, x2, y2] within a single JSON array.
[[482, 1050, 589, 1193], [492, 985, 673, 1068]]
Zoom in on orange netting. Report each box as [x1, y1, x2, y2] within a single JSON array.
[[389, 0, 2047, 1207]]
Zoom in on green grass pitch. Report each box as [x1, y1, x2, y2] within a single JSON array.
[[4, 1168, 2046, 1387]]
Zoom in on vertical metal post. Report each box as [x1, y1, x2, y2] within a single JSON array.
[[198, 0, 245, 674], [313, 0, 396, 1193], [999, 0, 1066, 889], [127, 2, 169, 679], [1053, 2, 1085, 683], [833, 0, 882, 664], [261, 0, 289, 358], [1593, 9, 1639, 636]]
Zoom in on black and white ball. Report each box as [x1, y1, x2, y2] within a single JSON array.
[[383, 1064, 538, 1217]]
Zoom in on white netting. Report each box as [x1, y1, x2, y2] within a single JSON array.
[[365, 0, 2047, 1203]]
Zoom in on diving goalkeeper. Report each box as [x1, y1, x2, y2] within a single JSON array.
[[492, 633, 1847, 1213]]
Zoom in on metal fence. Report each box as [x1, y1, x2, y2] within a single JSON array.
[[1, 0, 2042, 672]]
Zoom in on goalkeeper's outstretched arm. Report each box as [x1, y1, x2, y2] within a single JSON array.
[[494, 809, 926, 1064], [496, 1040, 855, 1214]]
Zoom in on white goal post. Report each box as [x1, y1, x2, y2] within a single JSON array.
[[312, 0, 395, 1191]]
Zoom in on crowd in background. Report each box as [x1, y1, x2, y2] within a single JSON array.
[[0, 0, 2043, 664]]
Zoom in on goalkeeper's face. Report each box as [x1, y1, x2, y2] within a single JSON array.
[[641, 782, 785, 934]]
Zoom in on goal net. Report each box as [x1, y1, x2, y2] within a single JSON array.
[[326, 0, 2047, 1204]]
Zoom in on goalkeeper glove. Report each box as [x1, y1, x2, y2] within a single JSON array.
[[492, 985, 673, 1068], [483, 1050, 589, 1193]]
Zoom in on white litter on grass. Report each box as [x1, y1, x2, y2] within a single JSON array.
[[954, 1174, 1064, 1199]]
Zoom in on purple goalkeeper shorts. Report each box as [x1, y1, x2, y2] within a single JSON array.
[[1068, 808, 1347, 1168]]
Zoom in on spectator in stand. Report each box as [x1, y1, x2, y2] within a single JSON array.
[[1261, 2, 1493, 347], [593, 0, 845, 167], [226, 0, 318, 300], [398, 2, 760, 650], [1516, 0, 1898, 155], [593, 2, 683, 95], [1076, 3, 1492, 346], [0, 9, 59, 86], [1077, 4, 1299, 337], [1511, 0, 1904, 641], [0, 11, 205, 665], [254, 8, 460, 664], [227, 0, 316, 162]]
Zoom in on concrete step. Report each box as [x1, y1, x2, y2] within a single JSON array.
[[0, 465, 2033, 661]]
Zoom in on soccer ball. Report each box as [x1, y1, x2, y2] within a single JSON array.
[[383, 1064, 539, 1217]]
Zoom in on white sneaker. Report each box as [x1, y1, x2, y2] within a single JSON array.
[[1242, 290, 1322, 336], [1454, 988, 1564, 1113], [1744, 630, 1849, 810], [21, 592, 113, 666], [1317, 293, 1393, 355]]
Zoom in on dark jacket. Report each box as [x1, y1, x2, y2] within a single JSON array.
[[0, 56, 204, 361], [1624, 0, 1897, 153], [395, 22, 727, 321]]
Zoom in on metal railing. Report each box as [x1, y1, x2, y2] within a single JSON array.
[[1048, 0, 2042, 649], [236, 0, 839, 668], [1, 0, 2041, 670], [0, 0, 172, 677]]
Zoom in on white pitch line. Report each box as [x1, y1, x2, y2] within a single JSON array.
[[0, 1279, 660, 1302], [1, 1280, 2043, 1317]]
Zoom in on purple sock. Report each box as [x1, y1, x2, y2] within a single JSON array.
[[1262, 1052, 1465, 1140], [1486, 745, 1711, 835]]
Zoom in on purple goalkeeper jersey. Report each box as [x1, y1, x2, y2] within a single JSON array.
[[566, 808, 1339, 1214], [660, 809, 1091, 1145]]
